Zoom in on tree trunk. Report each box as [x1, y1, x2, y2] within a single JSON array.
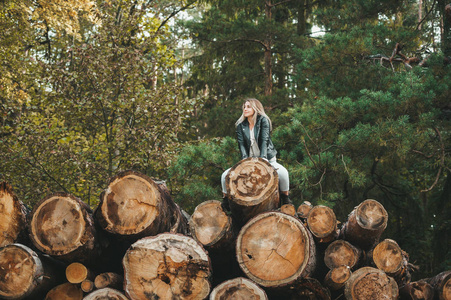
[[0, 243, 64, 299], [66, 262, 94, 284], [307, 205, 338, 243], [210, 277, 268, 300], [226, 157, 280, 225], [324, 240, 362, 270], [123, 233, 212, 299], [189, 200, 236, 252], [399, 280, 434, 300], [339, 199, 388, 250], [94, 272, 123, 290], [344, 267, 399, 300], [95, 171, 188, 241], [0, 182, 29, 247], [28, 193, 99, 264], [297, 201, 313, 220], [426, 270, 451, 300], [45, 283, 83, 300], [235, 211, 316, 288], [83, 288, 128, 300], [324, 266, 352, 291], [371, 239, 411, 286]]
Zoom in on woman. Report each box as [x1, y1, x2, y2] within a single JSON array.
[[221, 98, 291, 209]]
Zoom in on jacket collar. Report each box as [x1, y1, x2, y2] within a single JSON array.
[[242, 115, 261, 141]]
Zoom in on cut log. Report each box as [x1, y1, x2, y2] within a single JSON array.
[[83, 288, 128, 300], [81, 280, 95, 293], [0, 182, 28, 247], [95, 171, 188, 241], [225, 157, 279, 224], [94, 272, 123, 290], [297, 201, 313, 220], [236, 211, 316, 288], [280, 203, 296, 217], [66, 262, 94, 284], [399, 280, 434, 300], [339, 199, 388, 250], [189, 200, 236, 252], [344, 267, 399, 300], [210, 277, 268, 300], [324, 240, 362, 270], [307, 205, 338, 243], [28, 193, 99, 264], [324, 266, 352, 291], [372, 239, 411, 286], [426, 270, 451, 300], [123, 233, 212, 299], [0, 243, 64, 299], [45, 282, 83, 300]]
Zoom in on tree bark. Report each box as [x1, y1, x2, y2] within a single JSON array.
[[94, 272, 123, 290], [307, 205, 338, 243], [426, 270, 451, 300], [226, 157, 280, 225], [344, 267, 399, 300], [210, 277, 268, 300], [324, 240, 362, 270], [189, 200, 236, 252], [45, 283, 83, 300], [0, 182, 29, 247], [0, 243, 64, 299], [324, 266, 352, 291], [83, 288, 128, 300], [236, 211, 316, 288], [66, 262, 94, 284], [95, 170, 188, 241], [339, 199, 388, 250], [123, 233, 212, 299], [28, 192, 99, 264], [399, 280, 434, 300]]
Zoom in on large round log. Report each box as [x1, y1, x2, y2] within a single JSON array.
[[339, 199, 388, 250], [426, 270, 451, 300], [399, 280, 434, 300], [123, 233, 212, 300], [189, 200, 236, 252], [0, 182, 28, 247], [236, 211, 316, 288], [225, 157, 279, 224], [209, 277, 268, 300], [324, 266, 352, 291], [95, 171, 188, 241], [45, 282, 83, 300], [324, 240, 362, 270], [344, 267, 398, 300], [307, 205, 338, 243], [83, 288, 128, 300], [0, 243, 63, 299], [372, 239, 411, 286], [29, 192, 99, 264]]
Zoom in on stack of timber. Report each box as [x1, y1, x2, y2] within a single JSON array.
[[0, 159, 450, 299]]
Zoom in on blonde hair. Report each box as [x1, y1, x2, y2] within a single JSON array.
[[235, 98, 272, 131]]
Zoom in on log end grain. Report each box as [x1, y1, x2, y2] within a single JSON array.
[[44, 282, 83, 300], [344, 267, 398, 300], [324, 266, 352, 291], [210, 277, 268, 300], [280, 203, 296, 216], [123, 233, 212, 300], [83, 288, 128, 300], [372, 239, 404, 274], [189, 200, 232, 247], [307, 205, 337, 239], [81, 280, 95, 293], [297, 201, 313, 219], [236, 211, 316, 287], [355, 199, 388, 231], [98, 171, 160, 236], [66, 262, 90, 284], [324, 240, 360, 270], [0, 182, 27, 247]]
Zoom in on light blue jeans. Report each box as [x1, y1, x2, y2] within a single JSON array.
[[221, 159, 289, 194]]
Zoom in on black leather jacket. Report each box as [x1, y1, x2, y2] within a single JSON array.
[[236, 115, 277, 160]]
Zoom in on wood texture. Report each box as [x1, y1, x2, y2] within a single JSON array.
[[189, 200, 235, 252], [426, 270, 451, 300], [236, 211, 316, 288], [45, 283, 83, 300], [324, 240, 362, 270], [94, 272, 123, 290], [210, 277, 268, 300], [123, 233, 212, 299], [340, 199, 388, 250], [0, 182, 28, 247], [29, 192, 99, 263], [324, 266, 352, 291], [81, 280, 95, 293], [297, 201, 313, 220], [372, 239, 410, 286], [83, 288, 128, 300], [344, 267, 398, 300], [66, 262, 94, 284], [95, 171, 187, 241], [225, 157, 279, 224], [399, 280, 434, 300], [307, 205, 338, 243]]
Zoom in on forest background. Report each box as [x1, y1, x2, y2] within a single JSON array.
[[1, 0, 450, 280]]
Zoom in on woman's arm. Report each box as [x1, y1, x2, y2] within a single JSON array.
[[259, 117, 271, 159], [236, 124, 249, 159]]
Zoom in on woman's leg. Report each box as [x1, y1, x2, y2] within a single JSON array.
[[221, 168, 231, 196], [270, 161, 289, 193]]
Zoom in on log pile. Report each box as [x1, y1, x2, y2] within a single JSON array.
[[0, 159, 450, 299]]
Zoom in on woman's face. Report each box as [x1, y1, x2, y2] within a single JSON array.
[[243, 101, 255, 118]]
